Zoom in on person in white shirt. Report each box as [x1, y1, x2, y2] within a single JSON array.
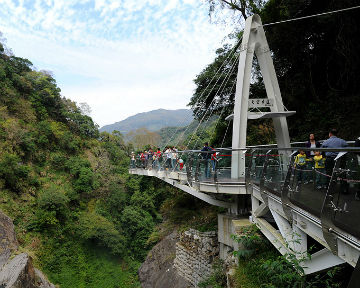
[[165, 147, 172, 169], [171, 147, 178, 169]]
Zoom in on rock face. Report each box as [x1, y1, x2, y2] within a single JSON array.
[[140, 229, 219, 288], [0, 210, 18, 270], [174, 229, 219, 287], [0, 253, 37, 288], [138, 231, 191, 288], [0, 210, 55, 288]]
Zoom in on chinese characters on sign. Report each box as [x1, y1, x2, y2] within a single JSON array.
[[248, 98, 274, 108]]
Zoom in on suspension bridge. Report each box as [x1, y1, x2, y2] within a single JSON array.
[[129, 14, 360, 285]]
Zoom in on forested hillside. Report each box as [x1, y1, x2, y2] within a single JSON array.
[[0, 39, 184, 287], [100, 108, 193, 134]]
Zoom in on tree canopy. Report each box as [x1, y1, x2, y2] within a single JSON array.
[[189, 0, 360, 145]]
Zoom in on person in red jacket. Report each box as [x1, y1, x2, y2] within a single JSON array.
[[154, 148, 162, 170], [210, 147, 217, 172], [140, 151, 146, 168]]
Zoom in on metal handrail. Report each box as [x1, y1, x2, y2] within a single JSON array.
[[163, 146, 360, 154]]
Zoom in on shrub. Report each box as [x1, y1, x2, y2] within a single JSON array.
[[0, 153, 31, 192], [65, 157, 91, 177], [37, 184, 70, 220], [121, 206, 155, 259], [73, 167, 98, 194], [198, 258, 227, 288], [50, 152, 67, 170], [78, 212, 126, 255]]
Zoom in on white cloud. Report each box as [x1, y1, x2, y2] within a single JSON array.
[[0, 0, 233, 126]]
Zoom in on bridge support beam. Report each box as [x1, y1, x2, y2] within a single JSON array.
[[303, 249, 345, 275], [249, 184, 354, 275], [161, 177, 232, 209]]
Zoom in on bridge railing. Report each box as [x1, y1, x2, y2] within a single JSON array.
[[130, 147, 360, 238], [323, 151, 360, 239], [255, 147, 360, 241], [261, 149, 290, 197], [188, 149, 248, 184]]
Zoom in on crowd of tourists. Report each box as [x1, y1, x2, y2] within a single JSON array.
[[294, 129, 359, 199], [129, 142, 217, 176], [129, 129, 360, 197], [130, 146, 184, 170]]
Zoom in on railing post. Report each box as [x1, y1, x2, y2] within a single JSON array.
[[245, 149, 254, 195], [186, 152, 194, 185], [321, 152, 347, 255], [259, 150, 272, 206], [195, 159, 201, 183], [280, 151, 297, 222]]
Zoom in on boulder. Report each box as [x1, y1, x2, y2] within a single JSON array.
[[0, 211, 18, 270], [0, 210, 55, 288], [34, 269, 55, 288], [0, 253, 36, 288]]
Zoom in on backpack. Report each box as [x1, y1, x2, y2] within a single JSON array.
[[201, 146, 211, 159]]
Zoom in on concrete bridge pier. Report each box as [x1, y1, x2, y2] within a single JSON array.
[[229, 194, 251, 215], [218, 195, 252, 262], [217, 213, 251, 262]]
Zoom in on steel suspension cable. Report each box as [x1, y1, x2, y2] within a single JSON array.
[[160, 41, 241, 151], [170, 51, 238, 150], [170, 38, 243, 150], [191, 75, 237, 150], [159, 47, 241, 171], [168, 52, 240, 171], [263, 5, 360, 27], [185, 52, 240, 150]]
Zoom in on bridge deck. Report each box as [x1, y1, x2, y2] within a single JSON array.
[[129, 168, 247, 194]]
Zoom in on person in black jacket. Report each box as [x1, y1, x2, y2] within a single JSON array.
[[201, 142, 212, 178], [305, 133, 321, 184], [305, 133, 321, 157]]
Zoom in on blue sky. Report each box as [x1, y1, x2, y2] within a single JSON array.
[[0, 0, 233, 126]]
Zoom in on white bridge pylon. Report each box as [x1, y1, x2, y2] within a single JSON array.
[[230, 14, 295, 179]]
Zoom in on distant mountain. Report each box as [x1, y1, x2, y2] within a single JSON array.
[[100, 109, 194, 134]]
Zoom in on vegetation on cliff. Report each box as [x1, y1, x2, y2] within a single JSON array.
[[0, 38, 181, 287]]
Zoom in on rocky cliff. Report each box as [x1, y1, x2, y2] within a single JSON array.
[[138, 230, 191, 288], [0, 210, 55, 288], [139, 229, 220, 288]]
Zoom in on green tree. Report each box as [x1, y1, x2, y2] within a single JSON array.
[[121, 206, 155, 259], [78, 212, 126, 255], [0, 153, 30, 193]]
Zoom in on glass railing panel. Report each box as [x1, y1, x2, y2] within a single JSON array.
[[247, 150, 256, 183], [332, 153, 360, 238], [161, 154, 175, 171], [196, 157, 211, 182], [288, 151, 329, 217], [214, 150, 232, 183], [263, 149, 288, 197], [250, 149, 267, 186], [190, 153, 201, 182], [150, 155, 163, 171]]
